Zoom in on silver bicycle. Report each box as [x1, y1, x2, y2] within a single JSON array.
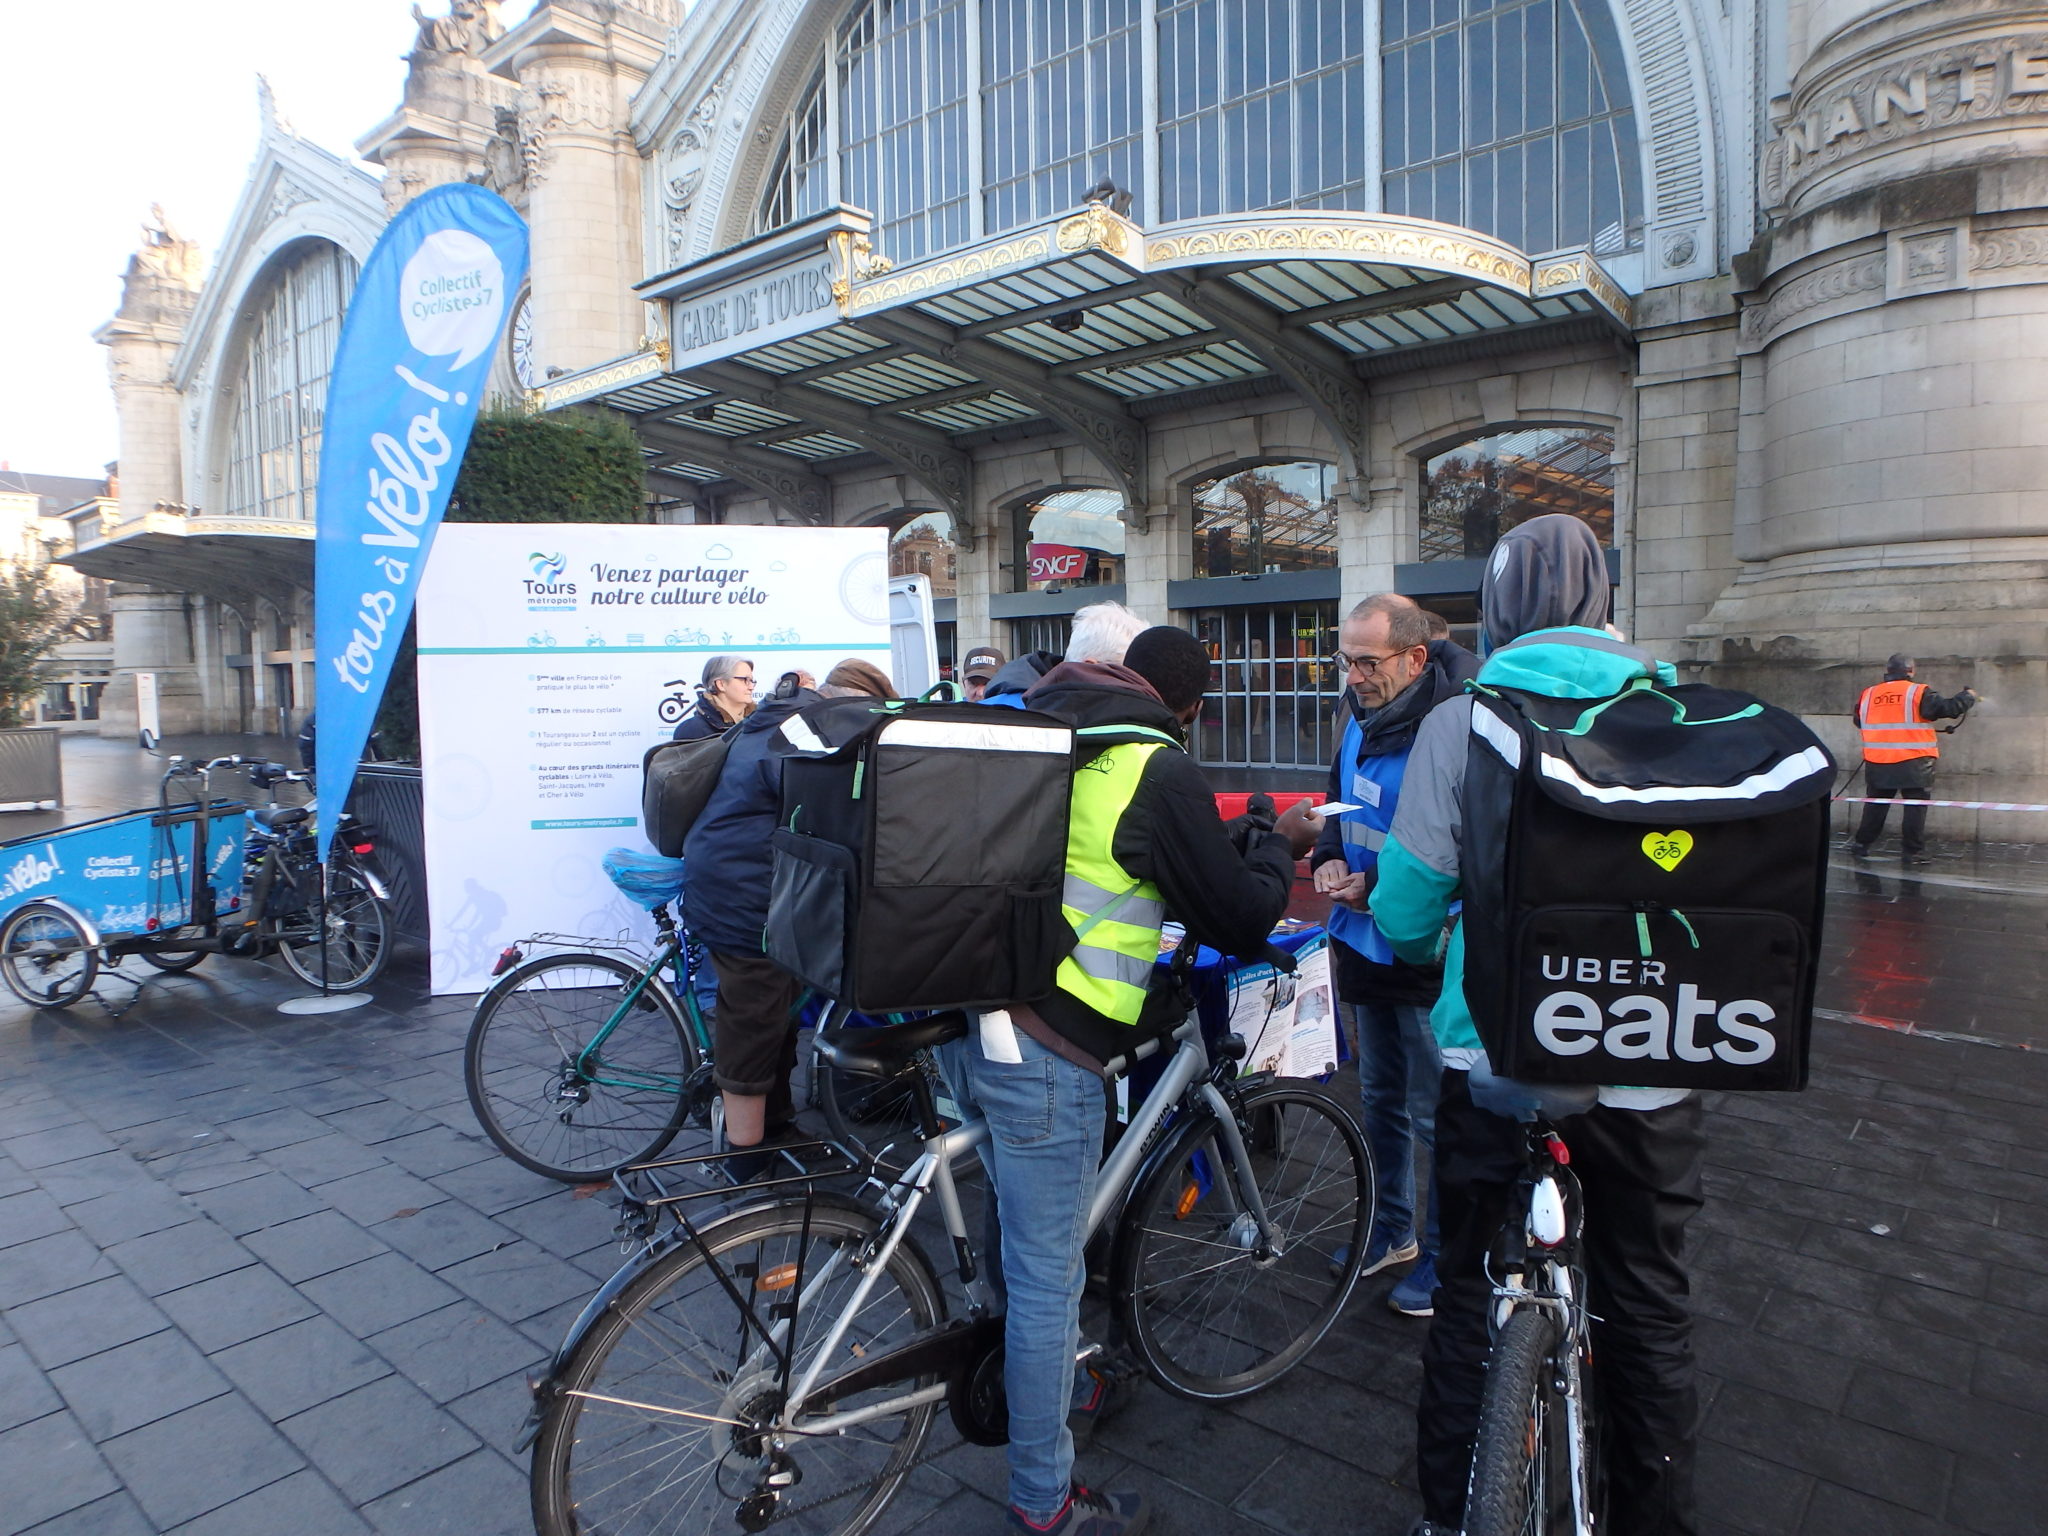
[[524, 1007, 1375, 1536]]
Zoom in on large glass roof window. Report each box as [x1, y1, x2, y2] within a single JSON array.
[[1381, 0, 1639, 254], [754, 0, 1640, 261], [1418, 426, 1615, 561], [1015, 487, 1126, 592], [889, 509, 961, 599], [1192, 461, 1340, 577], [223, 241, 357, 522]]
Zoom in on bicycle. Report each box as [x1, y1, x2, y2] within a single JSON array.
[[523, 1003, 1376, 1536], [1463, 1116, 1599, 1536]]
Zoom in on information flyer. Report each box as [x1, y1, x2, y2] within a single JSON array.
[[414, 522, 890, 992], [1226, 935, 1339, 1079]]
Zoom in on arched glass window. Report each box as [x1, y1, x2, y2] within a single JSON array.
[[889, 509, 961, 599], [1418, 426, 1614, 561], [1191, 461, 1339, 577], [1014, 487, 1124, 592], [761, 0, 1638, 261], [1381, 0, 1639, 254], [223, 242, 356, 521], [840, 0, 972, 263], [1157, 0, 1372, 221]]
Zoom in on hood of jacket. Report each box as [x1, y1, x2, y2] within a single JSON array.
[[739, 686, 820, 734], [1480, 514, 1611, 652], [984, 651, 1060, 698], [1024, 661, 1184, 739], [1476, 627, 1677, 700]]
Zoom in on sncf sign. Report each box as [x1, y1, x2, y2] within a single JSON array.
[[1028, 543, 1089, 583]]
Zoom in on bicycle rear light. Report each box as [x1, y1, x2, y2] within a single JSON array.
[[351, 842, 374, 856], [491, 945, 524, 977], [1545, 1134, 1571, 1166]]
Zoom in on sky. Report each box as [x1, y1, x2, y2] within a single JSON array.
[[0, 1, 535, 481]]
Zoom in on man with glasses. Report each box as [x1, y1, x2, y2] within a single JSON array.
[[671, 654, 757, 740], [1311, 594, 1477, 1316]]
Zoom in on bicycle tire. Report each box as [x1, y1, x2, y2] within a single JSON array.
[[275, 858, 390, 992], [466, 952, 697, 1182], [135, 948, 207, 973], [531, 1198, 944, 1536], [0, 903, 98, 1008], [1114, 1079, 1373, 1401], [1464, 1305, 1567, 1536]]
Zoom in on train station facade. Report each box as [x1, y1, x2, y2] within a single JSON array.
[[84, 0, 2048, 811]]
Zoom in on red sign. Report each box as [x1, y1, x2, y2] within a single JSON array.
[[1028, 543, 1090, 583]]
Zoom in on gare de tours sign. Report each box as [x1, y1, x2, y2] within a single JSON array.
[[633, 211, 851, 377]]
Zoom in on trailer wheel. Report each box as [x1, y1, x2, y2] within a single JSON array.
[[0, 904, 99, 1008]]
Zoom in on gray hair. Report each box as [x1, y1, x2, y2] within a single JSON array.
[[1346, 593, 1431, 652], [1065, 601, 1148, 665], [699, 654, 751, 688]]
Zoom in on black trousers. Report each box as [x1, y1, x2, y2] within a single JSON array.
[[1416, 1070, 1706, 1535], [1854, 786, 1932, 854]]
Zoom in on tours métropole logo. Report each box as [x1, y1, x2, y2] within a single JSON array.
[[526, 550, 577, 610]]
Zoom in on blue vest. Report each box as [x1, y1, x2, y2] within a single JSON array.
[[1323, 712, 1408, 966]]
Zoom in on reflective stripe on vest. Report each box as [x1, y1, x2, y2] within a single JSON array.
[[1858, 680, 1938, 764], [1054, 740, 1169, 1027]]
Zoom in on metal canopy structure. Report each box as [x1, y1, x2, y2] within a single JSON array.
[[62, 512, 313, 619], [533, 204, 1633, 534]]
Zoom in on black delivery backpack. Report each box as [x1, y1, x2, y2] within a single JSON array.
[[764, 697, 1078, 1013], [640, 727, 740, 858], [1459, 675, 1835, 1092]]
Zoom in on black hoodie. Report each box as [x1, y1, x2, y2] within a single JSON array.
[[1022, 663, 1298, 1064]]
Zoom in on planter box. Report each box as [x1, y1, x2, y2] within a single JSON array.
[[0, 727, 62, 812]]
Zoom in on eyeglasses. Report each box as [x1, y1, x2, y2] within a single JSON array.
[[722, 673, 757, 689], [1329, 651, 1409, 676]]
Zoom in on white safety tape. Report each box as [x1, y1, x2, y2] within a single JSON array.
[[1834, 796, 2048, 811]]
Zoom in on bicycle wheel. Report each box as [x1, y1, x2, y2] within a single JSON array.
[[1464, 1305, 1572, 1536], [0, 903, 99, 1008], [275, 858, 390, 991], [1115, 1080, 1372, 1400], [532, 1198, 944, 1536], [136, 947, 207, 973], [466, 952, 697, 1182]]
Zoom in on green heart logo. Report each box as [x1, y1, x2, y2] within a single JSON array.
[[1642, 830, 1693, 872]]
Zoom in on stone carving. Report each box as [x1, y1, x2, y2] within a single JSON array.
[[1900, 230, 1955, 284], [264, 179, 317, 227], [517, 67, 612, 187], [1663, 231, 1698, 268], [1741, 253, 1885, 343], [410, 0, 501, 58], [663, 61, 738, 259], [483, 104, 526, 202], [1055, 201, 1134, 258], [1971, 226, 2048, 272]]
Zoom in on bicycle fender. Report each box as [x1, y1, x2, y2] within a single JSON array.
[[16, 899, 104, 952]]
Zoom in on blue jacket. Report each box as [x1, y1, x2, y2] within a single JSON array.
[[680, 689, 817, 954]]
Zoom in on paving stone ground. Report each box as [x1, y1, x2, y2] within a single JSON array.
[[0, 838, 2043, 1534]]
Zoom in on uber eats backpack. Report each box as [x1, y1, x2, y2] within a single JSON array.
[[1459, 673, 1835, 1092], [764, 697, 1084, 1012], [640, 726, 739, 858]]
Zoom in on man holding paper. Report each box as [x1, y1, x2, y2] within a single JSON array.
[[1311, 593, 1478, 1316]]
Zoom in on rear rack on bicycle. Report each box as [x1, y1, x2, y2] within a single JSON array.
[[610, 1139, 875, 1245]]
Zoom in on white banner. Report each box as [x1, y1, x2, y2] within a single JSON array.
[[415, 522, 890, 993]]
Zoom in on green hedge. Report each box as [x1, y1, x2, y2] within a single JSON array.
[[371, 406, 649, 760]]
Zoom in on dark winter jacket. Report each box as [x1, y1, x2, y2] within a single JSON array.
[[982, 651, 1061, 706], [671, 694, 740, 742], [680, 688, 819, 954], [1023, 663, 1298, 1062]]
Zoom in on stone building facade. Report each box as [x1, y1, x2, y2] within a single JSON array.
[[90, 0, 2048, 816]]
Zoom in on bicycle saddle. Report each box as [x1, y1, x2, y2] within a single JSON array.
[[602, 847, 687, 909], [250, 804, 310, 829], [815, 1012, 969, 1078]]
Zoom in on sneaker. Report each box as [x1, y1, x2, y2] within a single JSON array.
[[1330, 1234, 1421, 1280], [1389, 1253, 1438, 1317], [1849, 842, 1872, 859], [1008, 1484, 1150, 1536]]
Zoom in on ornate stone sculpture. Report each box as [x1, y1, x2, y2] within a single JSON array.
[[662, 61, 737, 259]]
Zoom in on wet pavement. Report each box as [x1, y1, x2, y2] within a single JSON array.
[[0, 824, 2042, 1533]]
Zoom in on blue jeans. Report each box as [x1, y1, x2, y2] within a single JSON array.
[[1350, 999, 1442, 1256], [939, 1028, 1104, 1520]]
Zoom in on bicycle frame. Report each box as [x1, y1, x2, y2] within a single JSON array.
[[568, 1014, 1284, 1446]]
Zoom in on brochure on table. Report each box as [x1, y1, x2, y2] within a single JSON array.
[[1226, 934, 1339, 1079], [415, 522, 891, 993]]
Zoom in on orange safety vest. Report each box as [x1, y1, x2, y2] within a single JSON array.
[[1857, 680, 1939, 764]]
